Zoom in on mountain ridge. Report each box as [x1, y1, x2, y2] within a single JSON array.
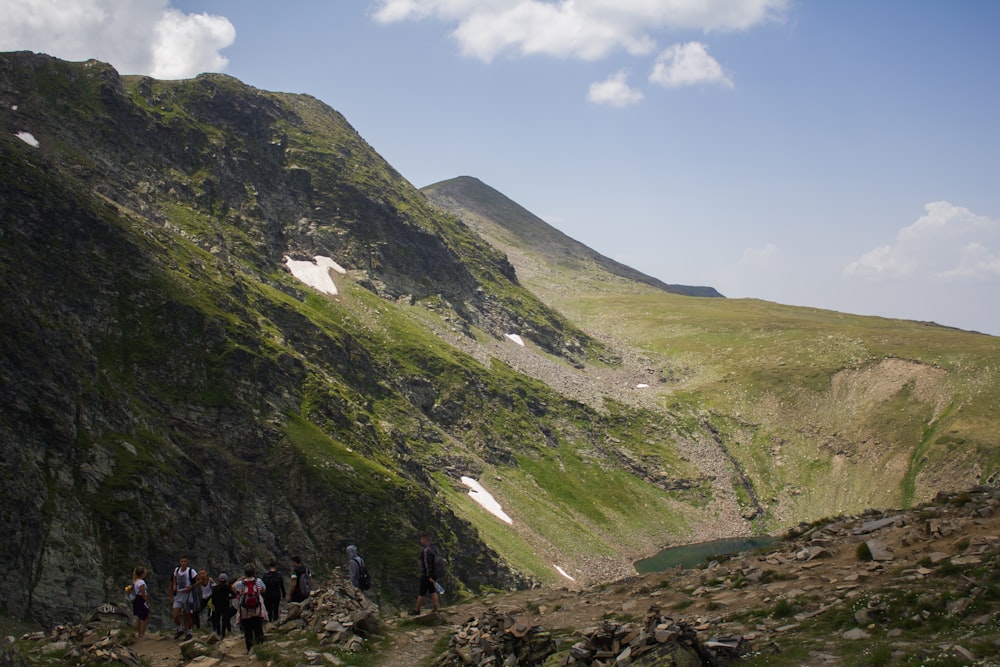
[[421, 175, 724, 298]]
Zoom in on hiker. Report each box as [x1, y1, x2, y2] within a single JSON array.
[[233, 563, 267, 652], [131, 566, 150, 638], [347, 544, 366, 590], [288, 556, 310, 603], [209, 573, 235, 638], [170, 555, 197, 640], [261, 557, 285, 622], [191, 568, 214, 629], [410, 533, 443, 615]]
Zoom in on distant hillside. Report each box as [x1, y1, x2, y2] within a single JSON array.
[[421, 176, 723, 298]]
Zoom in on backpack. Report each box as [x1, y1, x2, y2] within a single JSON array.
[[353, 556, 371, 590], [174, 566, 195, 592], [240, 578, 260, 609], [432, 547, 446, 580], [298, 569, 313, 597]]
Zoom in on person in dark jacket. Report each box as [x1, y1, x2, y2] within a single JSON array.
[[209, 573, 235, 638], [261, 558, 285, 622], [347, 544, 365, 589], [409, 533, 442, 615], [288, 556, 310, 603]]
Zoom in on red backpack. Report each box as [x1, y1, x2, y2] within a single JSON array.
[[241, 578, 260, 609]]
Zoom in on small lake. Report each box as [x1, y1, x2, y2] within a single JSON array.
[[634, 536, 777, 573]]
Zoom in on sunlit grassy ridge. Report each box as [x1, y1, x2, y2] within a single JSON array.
[[423, 175, 1000, 534], [529, 272, 999, 524]]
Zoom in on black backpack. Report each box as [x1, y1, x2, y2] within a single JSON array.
[[353, 556, 371, 590], [432, 546, 446, 580], [298, 569, 313, 597]]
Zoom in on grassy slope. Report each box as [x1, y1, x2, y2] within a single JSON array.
[[421, 179, 1000, 535], [526, 267, 1000, 528]]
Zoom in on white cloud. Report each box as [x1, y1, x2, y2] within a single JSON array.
[[373, 0, 787, 62], [737, 242, 779, 270], [844, 202, 1000, 281], [587, 70, 644, 107], [150, 9, 236, 79], [649, 42, 733, 88], [0, 0, 234, 79]]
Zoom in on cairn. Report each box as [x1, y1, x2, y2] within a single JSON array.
[[270, 574, 381, 652], [430, 606, 556, 666], [559, 605, 744, 666], [6, 604, 142, 666]]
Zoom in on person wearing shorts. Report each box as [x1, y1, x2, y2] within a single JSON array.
[[170, 555, 197, 640], [131, 566, 150, 638]]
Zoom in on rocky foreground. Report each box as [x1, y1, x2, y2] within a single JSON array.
[[4, 486, 1000, 666]]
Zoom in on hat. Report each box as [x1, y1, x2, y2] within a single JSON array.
[[218, 573, 228, 582]]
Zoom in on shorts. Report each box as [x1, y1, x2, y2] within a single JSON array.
[[418, 575, 436, 596], [173, 591, 193, 610], [132, 595, 150, 621]]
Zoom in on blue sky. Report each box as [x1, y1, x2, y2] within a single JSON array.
[[4, 1, 999, 335]]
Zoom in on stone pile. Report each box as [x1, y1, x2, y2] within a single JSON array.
[[429, 606, 556, 666], [6, 603, 142, 666], [268, 576, 381, 652], [428, 603, 748, 667], [560, 605, 744, 666]]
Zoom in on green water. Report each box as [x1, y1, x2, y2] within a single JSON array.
[[634, 537, 776, 573]]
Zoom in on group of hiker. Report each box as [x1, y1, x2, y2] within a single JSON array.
[[129, 554, 313, 653], [127, 534, 445, 652]]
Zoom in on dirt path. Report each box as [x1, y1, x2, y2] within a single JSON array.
[[372, 585, 628, 667], [130, 630, 258, 666]]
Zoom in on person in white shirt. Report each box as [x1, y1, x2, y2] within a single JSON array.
[[131, 566, 150, 638], [232, 563, 267, 652], [169, 555, 197, 640]]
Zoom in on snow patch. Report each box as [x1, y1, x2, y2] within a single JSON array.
[[554, 566, 576, 581], [15, 131, 39, 148], [461, 476, 513, 524], [636, 383, 649, 389], [284, 255, 345, 296], [505, 333, 525, 346]]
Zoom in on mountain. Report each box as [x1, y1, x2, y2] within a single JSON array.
[[421, 176, 723, 298], [1, 51, 999, 632]]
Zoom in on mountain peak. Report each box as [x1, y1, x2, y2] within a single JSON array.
[[421, 176, 724, 298]]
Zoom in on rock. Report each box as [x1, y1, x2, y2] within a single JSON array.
[[842, 628, 870, 640], [186, 657, 221, 667], [854, 515, 903, 534], [865, 540, 893, 561], [179, 638, 211, 660]]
